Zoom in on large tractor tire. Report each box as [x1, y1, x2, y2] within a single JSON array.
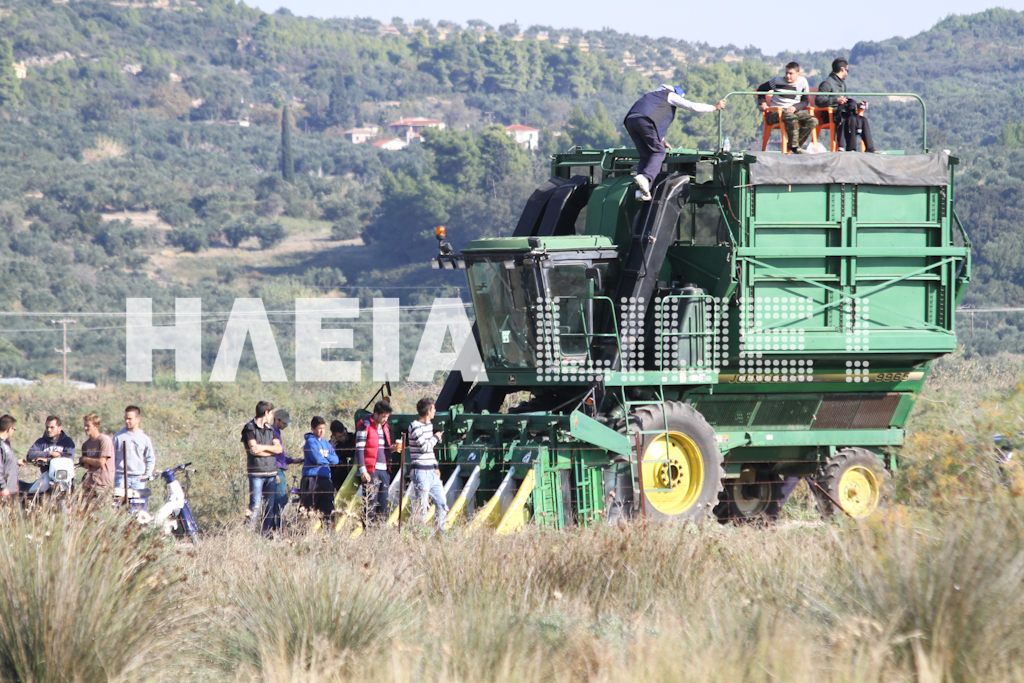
[[715, 466, 783, 524], [628, 402, 724, 522], [813, 447, 891, 519]]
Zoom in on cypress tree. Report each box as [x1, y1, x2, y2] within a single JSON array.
[[280, 104, 294, 182]]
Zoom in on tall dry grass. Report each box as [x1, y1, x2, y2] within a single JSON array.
[[0, 358, 1022, 680], [0, 493, 1021, 680], [826, 504, 1024, 681], [0, 504, 194, 681], [203, 532, 409, 679], [170, 495, 1024, 682]]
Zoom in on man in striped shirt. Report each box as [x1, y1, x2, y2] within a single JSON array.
[[406, 397, 448, 532], [756, 62, 818, 154]]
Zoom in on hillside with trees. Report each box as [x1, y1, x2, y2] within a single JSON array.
[[0, 0, 1022, 380]]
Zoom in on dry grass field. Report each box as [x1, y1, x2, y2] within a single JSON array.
[[1, 354, 1023, 681]]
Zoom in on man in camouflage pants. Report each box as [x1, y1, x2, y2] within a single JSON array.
[[756, 61, 818, 153]]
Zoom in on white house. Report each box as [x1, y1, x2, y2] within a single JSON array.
[[344, 126, 381, 144], [373, 137, 407, 151], [505, 124, 539, 151]]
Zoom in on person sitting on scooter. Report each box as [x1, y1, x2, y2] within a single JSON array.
[[26, 415, 76, 474]]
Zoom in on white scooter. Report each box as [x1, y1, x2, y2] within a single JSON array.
[[22, 455, 76, 497], [115, 463, 199, 541]]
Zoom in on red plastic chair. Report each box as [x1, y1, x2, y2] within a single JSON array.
[[810, 90, 865, 152], [761, 107, 822, 153], [761, 107, 789, 152]]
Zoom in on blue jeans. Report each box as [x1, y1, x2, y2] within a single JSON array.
[[248, 473, 278, 532], [265, 469, 288, 530], [114, 474, 148, 510], [362, 470, 391, 526], [411, 468, 448, 531], [114, 474, 146, 489]]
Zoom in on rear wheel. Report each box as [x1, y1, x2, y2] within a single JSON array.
[[715, 467, 782, 524], [813, 447, 890, 519], [629, 402, 724, 522]]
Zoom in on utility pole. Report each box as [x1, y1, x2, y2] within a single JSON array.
[[52, 319, 76, 385]]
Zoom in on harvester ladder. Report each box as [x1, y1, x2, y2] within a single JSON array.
[[619, 385, 677, 499], [572, 456, 603, 524], [535, 458, 562, 526]]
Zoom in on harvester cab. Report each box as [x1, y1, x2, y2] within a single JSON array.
[[461, 237, 617, 369], [407, 111, 970, 532]]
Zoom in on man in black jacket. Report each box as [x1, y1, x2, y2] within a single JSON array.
[[816, 58, 878, 153], [241, 400, 282, 532], [26, 415, 75, 473]]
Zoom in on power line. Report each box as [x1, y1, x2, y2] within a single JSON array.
[[0, 302, 473, 318], [959, 307, 1024, 313], [0, 304, 1019, 316]]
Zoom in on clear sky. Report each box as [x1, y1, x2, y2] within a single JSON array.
[[244, 1, 1024, 55]]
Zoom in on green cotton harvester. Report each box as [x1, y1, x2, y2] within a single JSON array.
[[386, 115, 970, 531]]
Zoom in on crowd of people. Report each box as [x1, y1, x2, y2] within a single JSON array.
[[241, 397, 448, 536], [0, 397, 449, 538], [0, 406, 155, 500]]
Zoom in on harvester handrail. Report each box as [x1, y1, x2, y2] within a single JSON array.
[[717, 90, 928, 153], [952, 210, 972, 249], [654, 292, 720, 370], [547, 294, 622, 363], [952, 210, 972, 282], [712, 195, 738, 245]]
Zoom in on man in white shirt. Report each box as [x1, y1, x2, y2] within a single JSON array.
[[624, 84, 727, 200]]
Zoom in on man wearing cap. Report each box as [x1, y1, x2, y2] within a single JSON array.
[[269, 408, 303, 531], [624, 85, 727, 200]]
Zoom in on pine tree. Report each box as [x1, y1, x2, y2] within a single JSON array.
[[280, 104, 294, 182]]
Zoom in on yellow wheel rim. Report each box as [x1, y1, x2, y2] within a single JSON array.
[[641, 431, 704, 515], [837, 465, 880, 518]]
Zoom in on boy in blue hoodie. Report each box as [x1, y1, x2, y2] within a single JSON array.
[[301, 416, 339, 519]]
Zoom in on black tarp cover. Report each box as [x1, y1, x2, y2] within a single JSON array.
[[747, 151, 951, 186]]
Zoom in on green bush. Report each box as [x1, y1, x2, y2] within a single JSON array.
[[257, 222, 285, 250], [168, 225, 209, 253]]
